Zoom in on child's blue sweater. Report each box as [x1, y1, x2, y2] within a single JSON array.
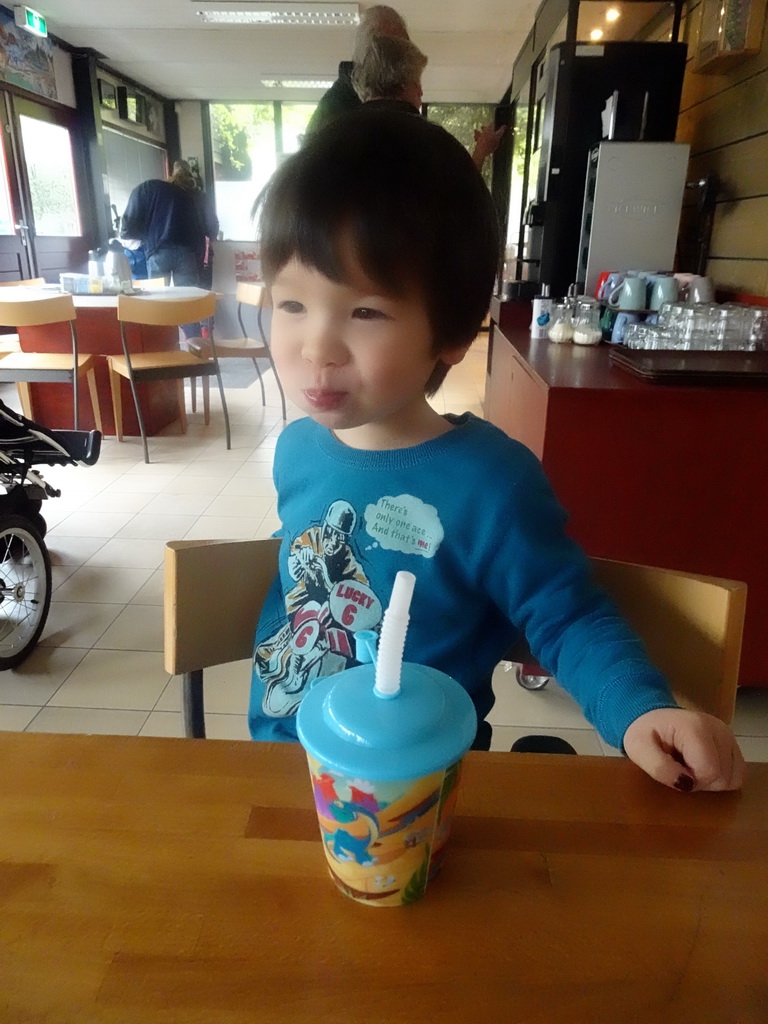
[[249, 413, 677, 748]]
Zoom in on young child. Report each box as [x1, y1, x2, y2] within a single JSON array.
[[249, 108, 744, 794]]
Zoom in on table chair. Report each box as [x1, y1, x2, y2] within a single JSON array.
[[165, 537, 279, 737], [109, 291, 231, 464], [0, 292, 103, 431], [187, 281, 286, 420], [164, 543, 746, 738], [0, 279, 47, 355]]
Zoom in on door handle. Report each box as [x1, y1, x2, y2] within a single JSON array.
[[15, 221, 30, 246]]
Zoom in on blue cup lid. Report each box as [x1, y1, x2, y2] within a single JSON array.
[[296, 662, 477, 781]]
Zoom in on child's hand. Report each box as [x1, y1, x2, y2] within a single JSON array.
[[622, 708, 745, 792]]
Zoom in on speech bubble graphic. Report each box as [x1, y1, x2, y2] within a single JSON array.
[[364, 494, 444, 559]]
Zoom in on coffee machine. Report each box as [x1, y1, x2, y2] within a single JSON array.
[[576, 141, 690, 295], [517, 40, 687, 296]]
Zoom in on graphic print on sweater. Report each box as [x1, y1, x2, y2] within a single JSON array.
[[254, 493, 445, 718]]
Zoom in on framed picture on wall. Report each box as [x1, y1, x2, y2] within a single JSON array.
[[145, 99, 161, 134], [98, 79, 117, 110], [117, 86, 148, 125], [694, 0, 767, 72]]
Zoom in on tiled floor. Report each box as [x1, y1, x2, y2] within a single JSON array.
[[1, 337, 767, 761]]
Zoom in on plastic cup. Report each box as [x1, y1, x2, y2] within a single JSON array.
[[297, 657, 476, 906]]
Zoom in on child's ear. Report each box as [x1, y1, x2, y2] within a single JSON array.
[[441, 341, 472, 367]]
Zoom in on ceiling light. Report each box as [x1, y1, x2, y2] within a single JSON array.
[[197, 3, 360, 26], [605, 7, 621, 21], [261, 79, 334, 88], [590, 28, 604, 40]]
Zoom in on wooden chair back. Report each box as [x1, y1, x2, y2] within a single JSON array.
[[117, 291, 216, 327], [0, 293, 76, 327], [235, 281, 266, 308], [165, 538, 279, 677], [163, 542, 746, 736], [591, 558, 746, 722]]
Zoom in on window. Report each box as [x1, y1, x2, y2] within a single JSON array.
[[426, 103, 496, 187], [19, 115, 81, 236], [210, 102, 317, 241]]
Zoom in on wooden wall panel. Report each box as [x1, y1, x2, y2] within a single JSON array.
[[709, 197, 768, 260], [676, 0, 768, 295], [705, 259, 768, 295], [688, 134, 768, 201], [677, 72, 768, 154]]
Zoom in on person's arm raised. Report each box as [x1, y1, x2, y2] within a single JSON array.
[[471, 124, 506, 172]]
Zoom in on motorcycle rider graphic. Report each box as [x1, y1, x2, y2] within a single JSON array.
[[255, 500, 383, 717]]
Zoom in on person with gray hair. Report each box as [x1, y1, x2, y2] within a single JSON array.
[[351, 34, 505, 172], [304, 4, 409, 138], [351, 34, 427, 110]]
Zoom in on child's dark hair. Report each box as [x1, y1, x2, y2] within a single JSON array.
[[259, 108, 500, 394]]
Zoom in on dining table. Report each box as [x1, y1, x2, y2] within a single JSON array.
[[8, 285, 213, 435], [1, 730, 766, 1023]]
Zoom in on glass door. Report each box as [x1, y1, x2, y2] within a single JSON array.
[[7, 95, 86, 281]]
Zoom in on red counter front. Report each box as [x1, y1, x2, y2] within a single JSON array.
[[486, 299, 768, 688]]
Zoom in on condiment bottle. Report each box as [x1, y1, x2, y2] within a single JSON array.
[[530, 283, 552, 339]]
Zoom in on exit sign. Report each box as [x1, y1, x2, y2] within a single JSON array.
[[14, 6, 48, 38]]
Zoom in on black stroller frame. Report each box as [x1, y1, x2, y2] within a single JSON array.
[[0, 399, 101, 669]]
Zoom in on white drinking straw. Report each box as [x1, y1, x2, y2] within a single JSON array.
[[374, 571, 416, 698]]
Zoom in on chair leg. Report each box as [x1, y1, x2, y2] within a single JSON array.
[[182, 669, 206, 739], [72, 366, 80, 431], [252, 357, 266, 406], [107, 361, 124, 441], [16, 382, 33, 420], [85, 367, 103, 433], [190, 376, 197, 413], [213, 366, 232, 450], [176, 380, 188, 434], [122, 367, 150, 464], [202, 377, 210, 426], [259, 304, 287, 420], [266, 352, 287, 420]]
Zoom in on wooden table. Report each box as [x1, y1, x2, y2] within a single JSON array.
[[485, 298, 768, 689], [14, 287, 211, 436], [2, 731, 766, 1023]]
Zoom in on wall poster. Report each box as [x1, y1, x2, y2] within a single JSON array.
[[0, 9, 56, 100]]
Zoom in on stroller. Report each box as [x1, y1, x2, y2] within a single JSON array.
[[0, 400, 101, 669]]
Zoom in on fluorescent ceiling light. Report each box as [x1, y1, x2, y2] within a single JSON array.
[[261, 79, 334, 88], [197, 3, 360, 26]]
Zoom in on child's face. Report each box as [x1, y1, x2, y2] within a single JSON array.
[[268, 247, 466, 450]]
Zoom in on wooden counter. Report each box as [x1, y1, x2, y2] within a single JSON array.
[[2, 731, 767, 1023], [486, 302, 768, 688]]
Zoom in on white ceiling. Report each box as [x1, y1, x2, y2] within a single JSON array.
[[38, 0, 539, 104]]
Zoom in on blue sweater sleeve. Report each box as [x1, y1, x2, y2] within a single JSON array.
[[483, 444, 678, 750]]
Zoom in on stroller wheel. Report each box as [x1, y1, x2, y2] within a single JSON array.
[[0, 514, 51, 670]]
